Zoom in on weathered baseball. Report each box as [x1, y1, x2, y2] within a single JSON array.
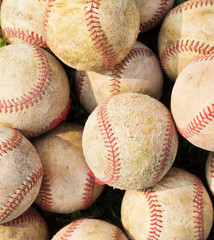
[[121, 167, 213, 240], [0, 207, 49, 240], [0, 126, 43, 224], [158, 0, 214, 81], [75, 41, 163, 113], [136, 0, 175, 32], [43, 0, 140, 72], [1, 0, 47, 47], [33, 122, 104, 214], [52, 218, 128, 240], [205, 151, 214, 196], [0, 43, 71, 138], [171, 53, 214, 151], [82, 93, 178, 190]]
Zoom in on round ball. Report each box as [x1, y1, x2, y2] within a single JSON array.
[[33, 122, 104, 214], [136, 0, 174, 32], [171, 53, 214, 151], [0, 43, 71, 138], [44, 0, 140, 72], [205, 151, 214, 196], [75, 41, 163, 113], [121, 167, 214, 240], [158, 0, 214, 81], [0, 126, 43, 224], [1, 0, 47, 47], [82, 93, 178, 190], [52, 218, 128, 240], [1, 207, 49, 240]]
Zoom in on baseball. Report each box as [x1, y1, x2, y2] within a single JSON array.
[[52, 218, 128, 240], [1, 0, 47, 47], [205, 151, 214, 196], [1, 207, 49, 240], [0, 43, 71, 138], [33, 122, 104, 214], [121, 167, 213, 240], [0, 126, 43, 224], [75, 41, 163, 113], [136, 0, 174, 32], [43, 0, 140, 72], [171, 53, 214, 151], [82, 93, 178, 190], [158, 0, 214, 81]]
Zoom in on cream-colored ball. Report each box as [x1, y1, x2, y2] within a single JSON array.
[[75, 41, 163, 113], [33, 122, 104, 214], [44, 0, 140, 72], [171, 53, 214, 151], [0, 126, 43, 224], [136, 0, 174, 32], [1, 0, 47, 47], [121, 167, 214, 240], [82, 93, 178, 190], [0, 43, 71, 138], [52, 218, 128, 240], [1, 207, 49, 240], [158, 0, 214, 81], [205, 151, 214, 196]]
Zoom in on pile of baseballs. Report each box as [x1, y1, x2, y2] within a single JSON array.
[[0, 0, 213, 239]]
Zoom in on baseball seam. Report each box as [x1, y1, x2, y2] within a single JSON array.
[[2, 27, 47, 48], [85, 0, 116, 71], [0, 129, 22, 156], [81, 172, 96, 209], [193, 177, 204, 240], [140, 0, 171, 32], [112, 227, 124, 240], [60, 218, 84, 240], [210, 153, 214, 178], [0, 166, 44, 223], [144, 187, 163, 239], [151, 112, 174, 185], [39, 173, 53, 211], [43, 0, 55, 42], [76, 71, 87, 102]]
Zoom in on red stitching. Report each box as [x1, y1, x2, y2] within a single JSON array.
[[60, 219, 84, 240], [0, 166, 44, 223], [43, 0, 55, 42], [210, 153, 214, 178], [81, 172, 95, 209], [140, 0, 171, 31], [112, 227, 124, 240], [2, 27, 47, 48], [143, 188, 163, 239], [193, 177, 204, 240], [110, 47, 155, 95], [76, 71, 87, 101], [85, 0, 116, 70], [151, 112, 174, 185], [39, 173, 53, 211]]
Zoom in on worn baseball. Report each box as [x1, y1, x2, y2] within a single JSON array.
[[43, 0, 140, 72], [1, 0, 47, 47], [205, 151, 214, 196], [52, 218, 128, 240], [0, 207, 49, 240], [0, 126, 43, 224], [158, 0, 214, 81], [171, 53, 214, 151], [121, 167, 214, 240], [0, 43, 71, 138], [136, 0, 174, 32], [33, 122, 104, 214], [82, 93, 178, 190], [75, 41, 163, 113]]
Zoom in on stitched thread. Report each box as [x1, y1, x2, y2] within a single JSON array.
[[193, 177, 204, 240], [112, 227, 124, 240], [85, 0, 116, 70], [143, 188, 163, 239], [0, 166, 44, 223], [210, 153, 214, 178], [43, 0, 55, 42], [140, 0, 171, 31], [81, 172, 96, 209], [2, 27, 47, 48], [60, 219, 83, 240], [151, 112, 174, 185], [76, 71, 87, 101]]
